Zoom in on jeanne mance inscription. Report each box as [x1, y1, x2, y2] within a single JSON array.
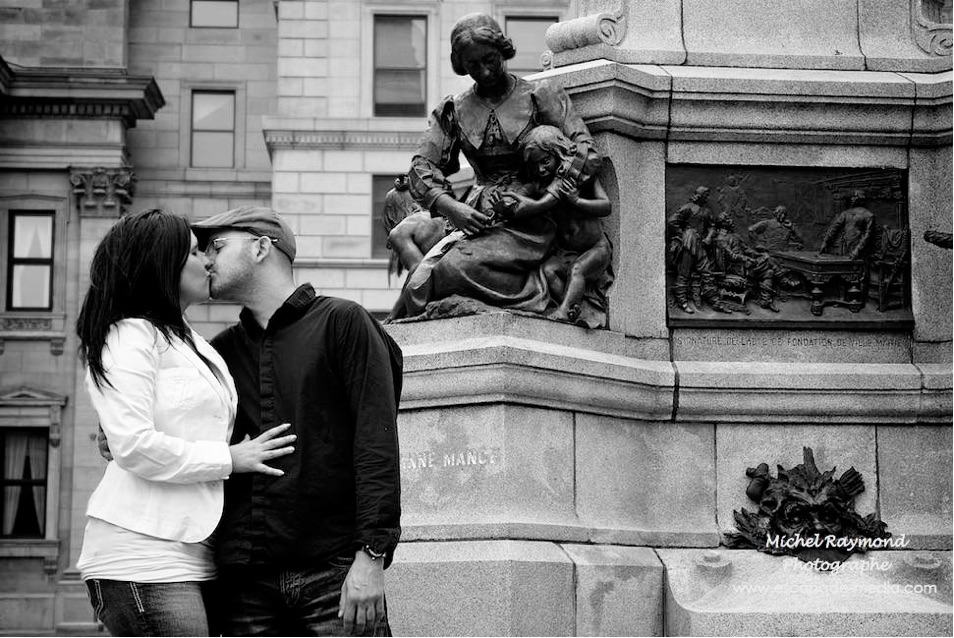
[[666, 165, 912, 328], [400, 447, 502, 471]]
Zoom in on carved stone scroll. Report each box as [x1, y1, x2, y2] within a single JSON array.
[[914, 0, 954, 56], [544, 8, 627, 54]]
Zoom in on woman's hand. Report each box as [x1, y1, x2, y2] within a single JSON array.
[[437, 194, 490, 236], [229, 423, 296, 476]]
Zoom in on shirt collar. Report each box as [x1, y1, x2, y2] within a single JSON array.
[[238, 283, 316, 336], [455, 76, 533, 150]]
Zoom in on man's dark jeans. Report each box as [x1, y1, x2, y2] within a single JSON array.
[[217, 556, 392, 636]]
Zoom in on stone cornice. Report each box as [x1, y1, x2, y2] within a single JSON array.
[[541, 61, 953, 147], [264, 128, 423, 151], [0, 56, 164, 127], [386, 315, 952, 425]]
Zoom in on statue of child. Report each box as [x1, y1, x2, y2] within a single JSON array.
[[497, 125, 613, 324]]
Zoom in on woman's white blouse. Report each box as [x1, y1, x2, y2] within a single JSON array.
[[83, 318, 237, 543]]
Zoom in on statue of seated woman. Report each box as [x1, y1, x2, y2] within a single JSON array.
[[387, 13, 607, 327]]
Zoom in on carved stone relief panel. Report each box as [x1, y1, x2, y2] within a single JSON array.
[[665, 165, 911, 328]]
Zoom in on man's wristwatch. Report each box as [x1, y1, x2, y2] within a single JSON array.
[[362, 545, 387, 561]]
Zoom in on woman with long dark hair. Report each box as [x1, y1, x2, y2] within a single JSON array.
[[76, 209, 296, 636]]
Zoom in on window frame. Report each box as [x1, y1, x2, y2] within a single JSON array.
[[0, 427, 50, 539], [0, 199, 68, 336], [190, 0, 239, 29], [372, 14, 429, 118], [362, 4, 438, 120], [189, 89, 238, 170], [0, 388, 65, 572], [5, 211, 55, 312]]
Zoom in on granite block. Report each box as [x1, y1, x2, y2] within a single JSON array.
[[917, 363, 954, 423], [878, 424, 953, 549], [397, 404, 577, 534], [903, 72, 954, 146], [562, 544, 664, 637], [599, 135, 669, 339], [682, 0, 864, 70], [665, 140, 909, 170], [914, 341, 954, 364], [861, 0, 953, 73], [550, 65, 672, 140], [676, 361, 923, 423], [659, 549, 953, 636], [387, 540, 574, 637], [576, 414, 718, 546], [397, 333, 674, 420], [672, 329, 911, 363], [716, 424, 879, 539], [908, 145, 953, 343], [386, 313, 670, 361]]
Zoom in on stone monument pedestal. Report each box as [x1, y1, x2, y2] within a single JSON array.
[[383, 0, 950, 634], [383, 314, 951, 635]]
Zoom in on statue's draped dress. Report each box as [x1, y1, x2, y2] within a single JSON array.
[[394, 75, 601, 319]]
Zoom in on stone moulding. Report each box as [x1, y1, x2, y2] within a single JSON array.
[[392, 329, 952, 425], [263, 129, 422, 151], [0, 56, 164, 127], [399, 335, 674, 422], [538, 61, 952, 147]]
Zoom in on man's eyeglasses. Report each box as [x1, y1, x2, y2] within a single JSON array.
[[205, 236, 276, 256]]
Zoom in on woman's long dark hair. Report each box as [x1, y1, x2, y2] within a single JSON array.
[[77, 209, 194, 388]]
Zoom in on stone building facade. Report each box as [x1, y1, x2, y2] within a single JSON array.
[[0, 0, 576, 632]]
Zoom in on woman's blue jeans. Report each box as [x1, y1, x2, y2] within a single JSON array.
[[86, 578, 218, 636]]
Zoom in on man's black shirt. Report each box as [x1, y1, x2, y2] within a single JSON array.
[[210, 284, 402, 569]]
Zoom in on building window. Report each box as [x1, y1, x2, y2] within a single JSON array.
[[373, 15, 427, 117], [191, 0, 239, 28], [371, 175, 396, 259], [6, 212, 54, 311], [505, 16, 559, 76], [1, 428, 48, 538], [191, 91, 235, 168]]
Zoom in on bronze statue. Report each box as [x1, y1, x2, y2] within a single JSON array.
[[388, 13, 606, 326], [748, 206, 804, 253], [712, 213, 780, 312], [381, 175, 449, 277], [725, 447, 891, 566], [924, 229, 953, 249], [819, 190, 875, 261], [667, 186, 730, 313], [495, 125, 614, 326]]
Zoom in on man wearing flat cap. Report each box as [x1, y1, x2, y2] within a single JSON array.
[[191, 206, 402, 636]]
